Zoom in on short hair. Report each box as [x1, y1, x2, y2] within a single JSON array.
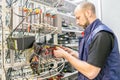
[[76, 1, 96, 14]]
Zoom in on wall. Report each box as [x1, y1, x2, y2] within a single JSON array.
[[101, 0, 120, 48], [87, 0, 102, 20], [88, 0, 120, 49]]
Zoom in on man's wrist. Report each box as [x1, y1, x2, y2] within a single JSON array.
[[70, 51, 76, 56], [70, 51, 78, 58]]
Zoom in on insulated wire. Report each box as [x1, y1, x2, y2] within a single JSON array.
[[1, 13, 8, 80], [38, 59, 65, 80], [4, 0, 63, 79]]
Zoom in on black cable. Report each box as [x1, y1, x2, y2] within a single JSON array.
[[6, 0, 11, 7], [6, 0, 18, 7], [13, 12, 26, 17], [6, 11, 31, 56], [6, 67, 12, 80], [23, 0, 29, 7], [5, 49, 10, 63], [12, 0, 18, 5], [7, 14, 26, 40]]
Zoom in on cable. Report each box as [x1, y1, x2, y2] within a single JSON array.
[[54, 0, 64, 8], [12, 0, 18, 4], [13, 12, 26, 17], [29, 44, 65, 79], [6, 0, 11, 7], [23, 0, 29, 7], [0, 14, 10, 80], [3, 1, 63, 79], [37, 58, 65, 79], [13, 6, 43, 18], [6, 9, 31, 44], [6, 67, 13, 80], [6, 0, 18, 8]]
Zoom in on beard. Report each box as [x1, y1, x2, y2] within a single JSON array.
[[80, 14, 90, 29], [80, 22, 89, 29]]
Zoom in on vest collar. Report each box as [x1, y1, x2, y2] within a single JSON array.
[[84, 19, 102, 37]]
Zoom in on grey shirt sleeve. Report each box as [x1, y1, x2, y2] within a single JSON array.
[[87, 31, 114, 68]]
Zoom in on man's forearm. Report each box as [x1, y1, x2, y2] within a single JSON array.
[[71, 51, 79, 58], [62, 52, 100, 79]]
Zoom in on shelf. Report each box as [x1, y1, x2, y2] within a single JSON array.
[[62, 28, 83, 33], [66, 0, 83, 5], [65, 0, 77, 5], [59, 12, 75, 19]]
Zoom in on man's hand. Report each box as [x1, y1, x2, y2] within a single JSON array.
[[60, 46, 78, 58], [54, 46, 78, 58], [53, 47, 68, 58], [60, 46, 74, 54]]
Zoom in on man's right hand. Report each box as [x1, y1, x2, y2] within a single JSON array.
[[60, 46, 79, 58]]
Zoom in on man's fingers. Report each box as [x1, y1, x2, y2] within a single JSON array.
[[55, 46, 60, 49]]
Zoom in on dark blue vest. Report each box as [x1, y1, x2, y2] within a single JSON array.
[[78, 25, 120, 80]]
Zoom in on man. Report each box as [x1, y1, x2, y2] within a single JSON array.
[[54, 1, 120, 80]]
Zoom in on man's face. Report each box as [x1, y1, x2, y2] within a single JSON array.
[[74, 9, 89, 29]]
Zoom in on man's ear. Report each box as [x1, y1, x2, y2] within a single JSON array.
[[85, 10, 92, 18]]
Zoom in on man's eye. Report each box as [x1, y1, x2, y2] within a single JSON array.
[[77, 16, 80, 19], [77, 17, 79, 19]]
